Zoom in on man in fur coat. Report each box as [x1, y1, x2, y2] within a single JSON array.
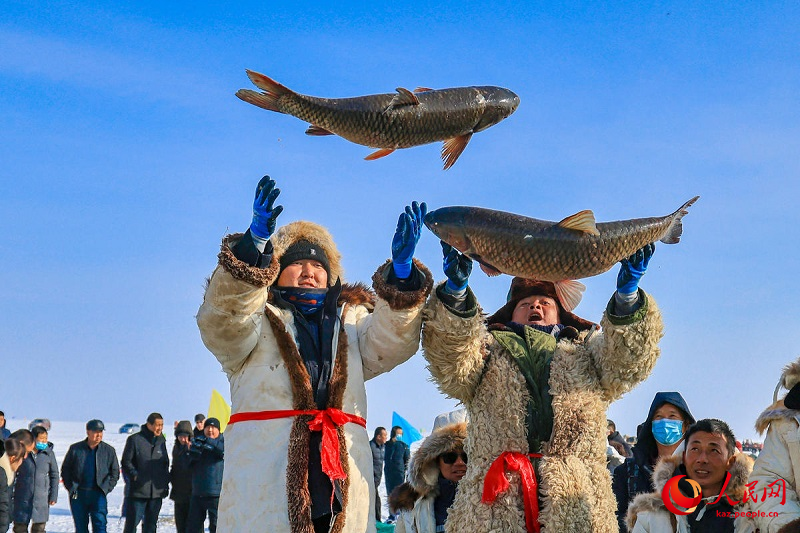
[[749, 357, 800, 532], [389, 422, 467, 533], [421, 242, 663, 532], [626, 419, 755, 532], [197, 176, 433, 533]]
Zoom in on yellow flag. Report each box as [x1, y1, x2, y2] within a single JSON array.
[[207, 389, 231, 433]]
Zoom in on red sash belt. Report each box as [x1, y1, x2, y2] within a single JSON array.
[[481, 451, 543, 533], [228, 408, 367, 483]]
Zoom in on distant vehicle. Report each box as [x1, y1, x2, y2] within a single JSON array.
[[119, 423, 139, 434], [28, 418, 51, 431]]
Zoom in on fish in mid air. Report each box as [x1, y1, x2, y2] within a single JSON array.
[[424, 197, 699, 310], [236, 70, 519, 169]]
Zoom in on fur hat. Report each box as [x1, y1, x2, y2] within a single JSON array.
[[486, 278, 595, 331], [271, 221, 343, 285], [389, 422, 467, 513], [175, 420, 193, 437]]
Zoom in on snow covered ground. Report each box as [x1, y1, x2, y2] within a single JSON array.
[[4, 419, 393, 532]]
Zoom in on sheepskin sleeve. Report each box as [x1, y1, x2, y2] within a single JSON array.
[[196, 235, 279, 377], [421, 283, 489, 403], [590, 290, 664, 402]]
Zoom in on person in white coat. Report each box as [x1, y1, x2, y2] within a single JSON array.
[[389, 423, 467, 533], [750, 356, 800, 533], [197, 175, 432, 533]]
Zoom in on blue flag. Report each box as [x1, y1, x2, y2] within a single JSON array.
[[391, 411, 423, 445]]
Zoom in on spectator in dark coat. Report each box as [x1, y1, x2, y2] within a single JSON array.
[[186, 418, 224, 533], [383, 425, 410, 523], [192, 415, 205, 439], [607, 419, 633, 458], [61, 419, 120, 533], [11, 426, 59, 532], [611, 392, 695, 532], [0, 412, 10, 440], [369, 427, 387, 523], [169, 421, 194, 533], [1, 439, 26, 533], [121, 413, 169, 533]]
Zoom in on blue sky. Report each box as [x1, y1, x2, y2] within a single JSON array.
[[2, 1, 799, 442]]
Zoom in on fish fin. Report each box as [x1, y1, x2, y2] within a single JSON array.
[[414, 87, 434, 93], [469, 254, 503, 277], [364, 148, 395, 161], [236, 89, 282, 113], [441, 133, 473, 170], [479, 263, 502, 277], [557, 210, 600, 236], [388, 87, 421, 109], [660, 196, 700, 244], [305, 125, 334, 136], [554, 280, 586, 312], [245, 70, 293, 96]]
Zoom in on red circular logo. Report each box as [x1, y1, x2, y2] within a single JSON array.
[[661, 475, 703, 515]]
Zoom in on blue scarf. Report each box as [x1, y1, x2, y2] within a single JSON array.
[[508, 322, 564, 338], [274, 287, 328, 315]]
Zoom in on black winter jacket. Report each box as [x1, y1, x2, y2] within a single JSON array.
[[61, 440, 120, 495], [121, 425, 170, 499], [188, 435, 224, 497], [169, 440, 193, 502]]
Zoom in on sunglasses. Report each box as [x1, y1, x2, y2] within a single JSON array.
[[440, 451, 468, 465]]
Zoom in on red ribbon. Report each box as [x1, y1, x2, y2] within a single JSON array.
[[228, 408, 367, 483], [482, 451, 543, 533]]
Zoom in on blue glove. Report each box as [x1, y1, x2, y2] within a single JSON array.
[[441, 241, 472, 293], [392, 201, 427, 279], [250, 175, 284, 240], [616, 243, 655, 295]]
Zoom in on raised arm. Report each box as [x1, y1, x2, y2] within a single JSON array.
[[421, 242, 488, 403], [359, 202, 433, 379], [196, 176, 282, 376], [590, 244, 664, 402]]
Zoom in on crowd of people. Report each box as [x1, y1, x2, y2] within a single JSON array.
[[0, 412, 224, 533], [4, 172, 800, 533]]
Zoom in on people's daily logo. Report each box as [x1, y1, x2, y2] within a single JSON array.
[[661, 475, 702, 515]]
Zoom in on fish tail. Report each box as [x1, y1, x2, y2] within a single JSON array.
[[236, 89, 282, 113], [245, 70, 293, 96], [660, 195, 700, 244], [235, 70, 295, 113]]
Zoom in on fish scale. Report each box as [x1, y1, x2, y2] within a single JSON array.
[[424, 198, 698, 283]]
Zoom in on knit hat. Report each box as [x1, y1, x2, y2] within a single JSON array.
[[204, 417, 221, 430], [175, 420, 193, 437], [194, 413, 205, 423], [279, 240, 330, 275], [486, 278, 596, 331]]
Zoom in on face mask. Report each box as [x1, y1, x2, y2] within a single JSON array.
[[35, 442, 48, 451], [652, 419, 683, 446]]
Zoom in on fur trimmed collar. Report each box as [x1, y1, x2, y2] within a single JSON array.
[[627, 452, 754, 529], [755, 400, 800, 435]]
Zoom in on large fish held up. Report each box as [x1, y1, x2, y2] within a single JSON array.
[[424, 197, 699, 311], [236, 70, 519, 170]]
